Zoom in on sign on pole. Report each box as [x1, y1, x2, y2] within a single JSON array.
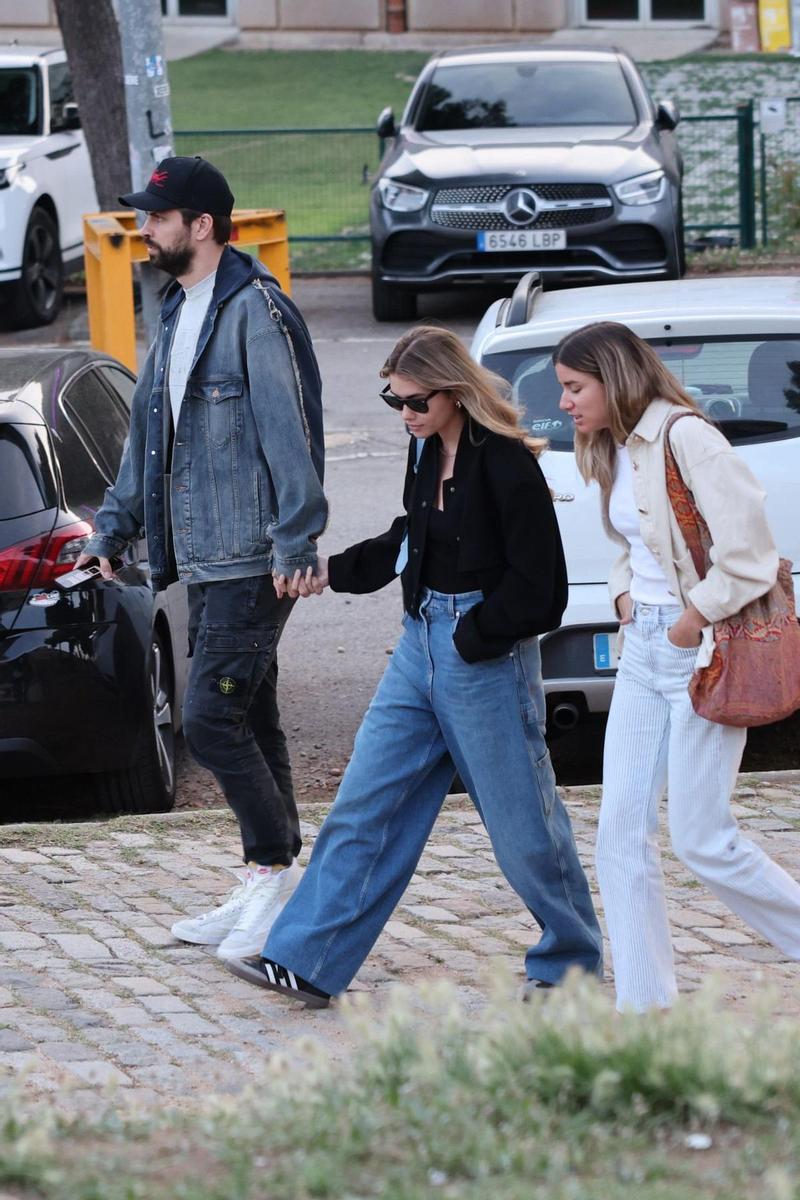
[[118, 0, 174, 344], [791, 0, 800, 53], [759, 97, 787, 133]]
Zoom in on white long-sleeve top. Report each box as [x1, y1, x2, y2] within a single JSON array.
[[608, 444, 676, 605]]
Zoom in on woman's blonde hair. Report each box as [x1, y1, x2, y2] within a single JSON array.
[[552, 321, 705, 493], [382, 325, 546, 457]]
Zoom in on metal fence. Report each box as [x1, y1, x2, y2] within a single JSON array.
[[682, 99, 800, 250], [174, 127, 377, 272], [175, 105, 800, 271], [681, 109, 752, 245], [757, 96, 800, 246]]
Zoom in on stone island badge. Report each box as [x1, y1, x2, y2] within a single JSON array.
[[218, 676, 237, 695]]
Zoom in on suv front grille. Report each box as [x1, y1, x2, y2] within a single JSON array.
[[434, 183, 609, 205], [431, 182, 613, 232], [434, 185, 516, 205], [433, 207, 606, 231], [533, 183, 609, 201]]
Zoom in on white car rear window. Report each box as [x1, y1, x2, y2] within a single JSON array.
[[482, 337, 800, 449]]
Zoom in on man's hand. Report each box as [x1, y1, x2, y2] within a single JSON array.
[[75, 551, 115, 581], [272, 557, 329, 600], [616, 591, 633, 625]]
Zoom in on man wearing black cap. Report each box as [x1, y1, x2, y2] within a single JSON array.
[[79, 156, 327, 960]]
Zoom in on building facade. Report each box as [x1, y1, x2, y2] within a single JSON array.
[[0, 0, 731, 35]]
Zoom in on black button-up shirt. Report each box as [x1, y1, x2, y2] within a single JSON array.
[[328, 420, 567, 663]]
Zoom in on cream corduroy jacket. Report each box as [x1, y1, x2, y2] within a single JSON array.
[[603, 399, 779, 668]]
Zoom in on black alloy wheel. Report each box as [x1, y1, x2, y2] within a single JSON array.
[[11, 207, 64, 328], [92, 628, 178, 814], [149, 633, 177, 800]]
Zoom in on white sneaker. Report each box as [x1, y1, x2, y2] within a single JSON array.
[[216, 860, 302, 960], [171, 870, 260, 947]]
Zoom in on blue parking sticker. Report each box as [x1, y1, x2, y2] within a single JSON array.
[[593, 632, 618, 671]]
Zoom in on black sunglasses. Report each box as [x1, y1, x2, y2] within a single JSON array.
[[380, 383, 439, 414]]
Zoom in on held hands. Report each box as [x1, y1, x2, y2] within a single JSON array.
[[272, 555, 329, 600]]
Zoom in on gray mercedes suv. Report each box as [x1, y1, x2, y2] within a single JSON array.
[[370, 45, 684, 321]]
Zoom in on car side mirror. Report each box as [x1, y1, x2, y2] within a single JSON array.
[[655, 100, 679, 131], [55, 101, 81, 131], [376, 106, 397, 140]]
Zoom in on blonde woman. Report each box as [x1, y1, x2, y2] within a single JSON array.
[[554, 320, 800, 1013], [226, 325, 603, 1006]]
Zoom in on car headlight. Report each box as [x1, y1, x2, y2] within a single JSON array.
[[613, 169, 666, 206], [377, 178, 428, 213], [0, 162, 25, 190]]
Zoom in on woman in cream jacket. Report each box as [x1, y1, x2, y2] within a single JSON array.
[[554, 320, 800, 1012]]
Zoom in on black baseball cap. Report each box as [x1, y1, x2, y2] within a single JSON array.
[[119, 156, 234, 216]]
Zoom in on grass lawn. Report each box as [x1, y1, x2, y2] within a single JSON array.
[[168, 48, 430, 129], [2, 975, 799, 1199], [169, 49, 428, 266]]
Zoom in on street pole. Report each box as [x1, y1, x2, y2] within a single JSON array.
[[792, 0, 800, 53], [117, 0, 174, 346]]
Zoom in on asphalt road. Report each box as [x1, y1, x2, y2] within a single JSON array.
[[2, 276, 797, 816]]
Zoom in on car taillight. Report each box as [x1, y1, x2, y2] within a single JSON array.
[[0, 521, 94, 591]]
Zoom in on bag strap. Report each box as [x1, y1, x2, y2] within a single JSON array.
[[663, 411, 713, 582], [252, 277, 313, 453]]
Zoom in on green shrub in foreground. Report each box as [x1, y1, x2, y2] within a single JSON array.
[[1, 973, 798, 1199]]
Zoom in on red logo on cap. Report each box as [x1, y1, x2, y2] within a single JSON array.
[[150, 169, 168, 187]]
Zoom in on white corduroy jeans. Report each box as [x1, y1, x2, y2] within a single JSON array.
[[598, 602, 800, 1012]]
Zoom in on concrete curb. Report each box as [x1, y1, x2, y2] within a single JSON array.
[[2, 768, 799, 834]]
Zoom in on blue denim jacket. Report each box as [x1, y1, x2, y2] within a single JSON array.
[[84, 247, 327, 590]]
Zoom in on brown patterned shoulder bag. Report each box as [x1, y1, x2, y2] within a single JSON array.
[[664, 412, 800, 727]]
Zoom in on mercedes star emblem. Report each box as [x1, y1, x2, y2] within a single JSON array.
[[504, 188, 538, 226]]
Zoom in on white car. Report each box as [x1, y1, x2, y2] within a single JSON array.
[[0, 45, 96, 327], [472, 274, 800, 733]]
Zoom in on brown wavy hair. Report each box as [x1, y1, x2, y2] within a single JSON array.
[[553, 321, 705, 494], [382, 325, 547, 457]]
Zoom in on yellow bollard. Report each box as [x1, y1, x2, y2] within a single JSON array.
[[83, 208, 291, 373], [83, 212, 145, 372], [230, 208, 292, 297]]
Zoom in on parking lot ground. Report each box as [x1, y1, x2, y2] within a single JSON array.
[[0, 772, 797, 1117]]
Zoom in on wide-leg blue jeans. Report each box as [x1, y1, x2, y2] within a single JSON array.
[[266, 589, 603, 995]]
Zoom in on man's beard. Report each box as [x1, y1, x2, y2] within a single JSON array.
[[146, 238, 195, 277]]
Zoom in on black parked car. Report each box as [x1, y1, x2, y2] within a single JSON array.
[[0, 348, 188, 812], [370, 44, 684, 320]]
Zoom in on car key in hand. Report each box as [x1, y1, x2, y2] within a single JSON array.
[[54, 565, 105, 591]]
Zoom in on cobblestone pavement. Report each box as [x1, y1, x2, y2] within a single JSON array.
[[0, 774, 798, 1116]]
